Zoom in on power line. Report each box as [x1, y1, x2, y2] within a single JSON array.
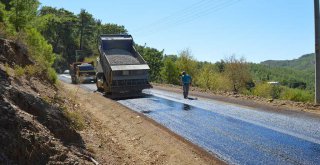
[[134, 0, 216, 32], [132, 0, 214, 33], [135, 0, 242, 38], [169, 0, 241, 28]]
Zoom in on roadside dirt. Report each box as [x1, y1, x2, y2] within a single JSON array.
[[59, 81, 224, 165], [152, 83, 320, 116], [0, 38, 94, 164], [0, 70, 94, 165]]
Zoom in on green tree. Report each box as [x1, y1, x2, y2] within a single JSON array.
[[0, 0, 11, 10], [78, 9, 95, 52], [197, 63, 216, 90], [100, 23, 127, 34], [0, 2, 13, 37], [0, 2, 7, 22], [224, 55, 252, 92], [37, 6, 79, 70], [8, 0, 39, 31], [135, 45, 164, 81], [160, 57, 179, 84], [25, 27, 55, 67], [215, 60, 225, 73], [175, 49, 197, 82]]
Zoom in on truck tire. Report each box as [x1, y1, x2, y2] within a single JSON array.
[[71, 77, 76, 84], [96, 73, 104, 92], [103, 78, 108, 93]]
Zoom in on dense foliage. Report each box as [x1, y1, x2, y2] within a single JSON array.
[[37, 6, 128, 72], [0, 0, 57, 83]]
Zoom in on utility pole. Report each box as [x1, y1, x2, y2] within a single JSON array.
[[315, 0, 320, 104]]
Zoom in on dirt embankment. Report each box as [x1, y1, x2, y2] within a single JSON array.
[[0, 38, 93, 164]]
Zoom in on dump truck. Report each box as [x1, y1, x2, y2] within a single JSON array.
[[70, 62, 96, 84], [96, 34, 152, 95]]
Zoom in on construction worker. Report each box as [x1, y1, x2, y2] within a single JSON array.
[[181, 71, 192, 99]]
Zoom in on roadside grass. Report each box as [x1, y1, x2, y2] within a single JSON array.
[[62, 107, 85, 131], [47, 67, 57, 84], [280, 87, 314, 103], [42, 85, 86, 131], [14, 65, 25, 77], [24, 65, 37, 76], [243, 82, 314, 103], [12, 64, 58, 84], [4, 63, 12, 76], [253, 83, 281, 99], [61, 86, 86, 131]]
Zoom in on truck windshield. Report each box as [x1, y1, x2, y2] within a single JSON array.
[[78, 65, 94, 71]]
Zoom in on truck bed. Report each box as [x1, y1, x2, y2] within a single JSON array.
[[105, 49, 141, 65]]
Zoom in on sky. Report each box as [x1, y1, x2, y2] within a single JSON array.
[[39, 0, 315, 63]]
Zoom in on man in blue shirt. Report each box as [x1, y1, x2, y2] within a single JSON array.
[[181, 71, 192, 99]]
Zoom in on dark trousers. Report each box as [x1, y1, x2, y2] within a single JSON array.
[[183, 83, 190, 98]]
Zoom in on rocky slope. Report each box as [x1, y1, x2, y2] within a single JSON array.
[[0, 38, 93, 164]]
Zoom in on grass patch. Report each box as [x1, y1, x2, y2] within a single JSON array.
[[253, 83, 273, 98], [4, 63, 11, 76], [63, 109, 85, 131], [25, 65, 38, 76], [14, 65, 25, 77], [47, 67, 57, 84], [58, 87, 86, 131], [280, 87, 314, 103]]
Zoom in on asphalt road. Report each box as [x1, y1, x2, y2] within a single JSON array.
[[59, 74, 320, 165]]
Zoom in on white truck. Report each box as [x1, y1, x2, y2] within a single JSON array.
[[96, 34, 152, 95]]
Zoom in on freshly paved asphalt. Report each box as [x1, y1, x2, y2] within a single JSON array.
[[59, 74, 320, 165]]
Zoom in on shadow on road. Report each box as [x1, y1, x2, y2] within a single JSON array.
[[105, 92, 153, 101]]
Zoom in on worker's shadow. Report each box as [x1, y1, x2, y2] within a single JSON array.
[[186, 97, 197, 100], [182, 104, 192, 111]]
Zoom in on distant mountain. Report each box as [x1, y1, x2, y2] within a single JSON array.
[[260, 53, 315, 72], [249, 53, 315, 90]]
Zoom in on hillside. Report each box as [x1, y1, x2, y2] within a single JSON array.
[[0, 38, 94, 164], [261, 53, 314, 72], [251, 53, 315, 90]]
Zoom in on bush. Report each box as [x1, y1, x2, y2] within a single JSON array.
[[280, 87, 314, 103], [25, 65, 38, 76], [161, 57, 180, 85], [47, 67, 57, 84], [253, 83, 281, 99], [63, 110, 85, 131], [211, 74, 232, 91], [14, 65, 25, 77], [24, 28, 55, 67], [4, 63, 10, 75], [224, 55, 252, 92]]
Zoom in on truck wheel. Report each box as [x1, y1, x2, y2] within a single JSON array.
[[96, 80, 103, 92], [71, 78, 76, 84], [96, 73, 104, 91], [103, 79, 108, 93], [102, 76, 111, 94]]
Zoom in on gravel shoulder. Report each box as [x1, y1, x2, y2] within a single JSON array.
[[59, 81, 224, 165]]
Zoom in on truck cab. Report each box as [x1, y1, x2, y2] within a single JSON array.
[[70, 62, 96, 84]]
